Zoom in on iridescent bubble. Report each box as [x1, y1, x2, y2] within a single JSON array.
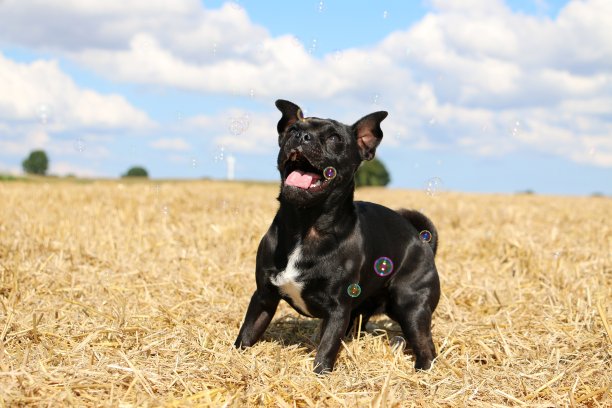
[[510, 120, 521, 137], [228, 115, 250, 136], [191, 157, 198, 168], [317, 0, 325, 13], [419, 230, 432, 243], [308, 38, 318, 54], [73, 138, 86, 153], [36, 103, 50, 125], [161, 204, 169, 216], [323, 166, 336, 180], [390, 336, 406, 353], [374, 257, 394, 277], [372, 94, 380, 105], [214, 145, 225, 162], [424, 177, 443, 196], [347, 283, 361, 298], [290, 36, 302, 48], [249, 88, 255, 98], [383, 10, 389, 19]]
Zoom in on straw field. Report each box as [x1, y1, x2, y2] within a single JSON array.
[[0, 179, 610, 407]]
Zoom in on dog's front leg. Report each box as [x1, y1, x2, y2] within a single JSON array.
[[234, 289, 280, 348], [314, 306, 351, 374]]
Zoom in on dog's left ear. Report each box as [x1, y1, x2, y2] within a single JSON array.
[[275, 100, 303, 145], [353, 111, 388, 161]]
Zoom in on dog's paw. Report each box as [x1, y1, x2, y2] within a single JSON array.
[[313, 361, 333, 375], [414, 357, 434, 371]]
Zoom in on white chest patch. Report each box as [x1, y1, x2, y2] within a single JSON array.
[[270, 245, 313, 317]]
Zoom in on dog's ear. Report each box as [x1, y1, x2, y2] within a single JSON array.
[[275, 100, 303, 144], [353, 111, 388, 161]]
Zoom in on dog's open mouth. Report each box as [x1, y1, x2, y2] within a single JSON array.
[[283, 151, 331, 191]]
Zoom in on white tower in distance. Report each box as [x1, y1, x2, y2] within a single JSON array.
[[226, 155, 235, 180]]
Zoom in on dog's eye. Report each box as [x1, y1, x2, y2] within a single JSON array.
[[327, 134, 340, 144]]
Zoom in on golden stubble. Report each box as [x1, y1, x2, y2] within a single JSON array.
[[0, 180, 610, 407]]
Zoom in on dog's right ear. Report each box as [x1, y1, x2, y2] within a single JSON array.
[[275, 100, 303, 145]]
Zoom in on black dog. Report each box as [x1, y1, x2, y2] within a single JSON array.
[[235, 100, 440, 374]]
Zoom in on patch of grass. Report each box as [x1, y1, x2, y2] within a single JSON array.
[[0, 174, 20, 181], [0, 181, 610, 406]]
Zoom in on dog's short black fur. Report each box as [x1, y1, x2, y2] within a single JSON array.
[[235, 100, 440, 374]]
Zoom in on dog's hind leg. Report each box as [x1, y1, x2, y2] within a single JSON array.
[[386, 267, 440, 370]]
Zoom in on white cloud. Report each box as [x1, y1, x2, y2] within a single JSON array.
[[0, 0, 610, 168], [0, 53, 154, 130], [50, 161, 99, 177], [149, 137, 191, 151], [0, 128, 50, 155], [184, 109, 276, 154], [0, 162, 20, 175]]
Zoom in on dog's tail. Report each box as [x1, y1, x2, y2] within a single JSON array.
[[397, 209, 438, 256]]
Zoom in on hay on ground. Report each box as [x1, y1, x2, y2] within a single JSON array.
[[0, 180, 610, 406]]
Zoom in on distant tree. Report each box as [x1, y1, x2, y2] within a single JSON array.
[[355, 157, 390, 188], [122, 166, 149, 178], [22, 150, 49, 175]]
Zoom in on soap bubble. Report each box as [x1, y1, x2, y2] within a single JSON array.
[[347, 283, 361, 298], [316, 0, 325, 13], [290, 36, 302, 48], [323, 166, 337, 180], [36, 103, 50, 125], [419, 230, 432, 243], [374, 257, 394, 277], [383, 10, 389, 19], [214, 145, 225, 162], [308, 38, 318, 54], [228, 116, 250, 136], [73, 138, 86, 153], [191, 157, 198, 168], [510, 120, 521, 137], [390, 336, 406, 353], [424, 177, 443, 196]]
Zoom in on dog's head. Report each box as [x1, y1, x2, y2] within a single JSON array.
[[275, 99, 388, 207]]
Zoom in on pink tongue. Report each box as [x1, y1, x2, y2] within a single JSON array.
[[286, 170, 321, 189]]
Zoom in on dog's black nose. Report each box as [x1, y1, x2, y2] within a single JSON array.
[[295, 131, 311, 144]]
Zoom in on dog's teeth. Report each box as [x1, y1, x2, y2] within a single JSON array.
[[310, 180, 322, 189]]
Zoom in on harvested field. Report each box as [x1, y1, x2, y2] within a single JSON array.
[[0, 179, 610, 407]]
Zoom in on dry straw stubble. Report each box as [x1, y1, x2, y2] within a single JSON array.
[[0, 179, 610, 406]]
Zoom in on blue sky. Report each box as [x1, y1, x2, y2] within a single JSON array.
[[0, 0, 610, 195]]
